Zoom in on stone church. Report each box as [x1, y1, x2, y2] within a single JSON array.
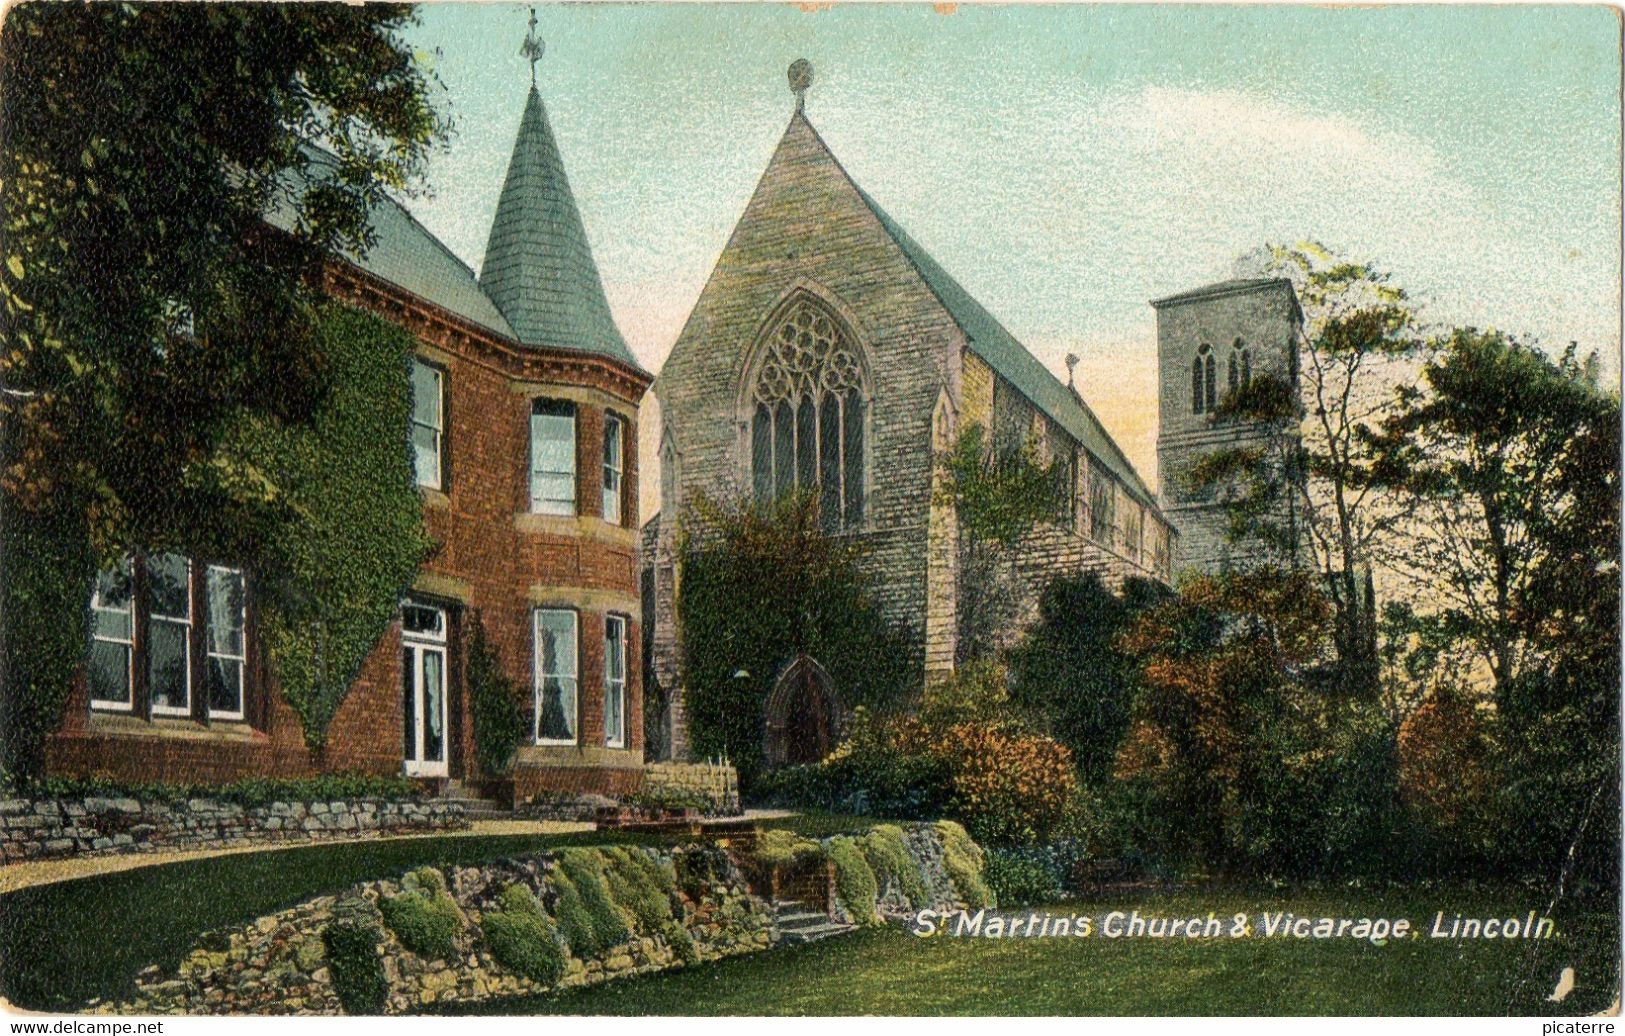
[[641, 62, 1290, 765]]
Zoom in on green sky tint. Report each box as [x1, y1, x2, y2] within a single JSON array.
[[401, 3, 1620, 496]]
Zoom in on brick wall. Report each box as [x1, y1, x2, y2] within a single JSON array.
[[45, 265, 652, 798]]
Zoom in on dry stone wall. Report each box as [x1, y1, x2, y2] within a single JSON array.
[[0, 795, 466, 865], [99, 823, 986, 1015]]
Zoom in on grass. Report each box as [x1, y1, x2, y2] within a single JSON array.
[[444, 887, 1620, 1017], [0, 829, 664, 1011]]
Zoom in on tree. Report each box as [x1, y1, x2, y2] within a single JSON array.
[[677, 491, 912, 787], [934, 423, 1067, 662], [1, 3, 446, 544], [1196, 242, 1420, 696], [1372, 330, 1620, 884], [1368, 331, 1610, 697], [1007, 572, 1167, 782], [0, 4, 447, 774], [1114, 568, 1401, 875]]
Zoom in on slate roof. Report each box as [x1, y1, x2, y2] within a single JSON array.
[[266, 149, 516, 340], [798, 114, 1158, 510], [478, 86, 638, 368]]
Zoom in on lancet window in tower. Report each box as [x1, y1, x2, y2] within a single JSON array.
[[1192, 343, 1217, 414], [748, 299, 867, 531], [1228, 339, 1252, 394]]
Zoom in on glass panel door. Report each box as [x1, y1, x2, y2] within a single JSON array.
[[402, 603, 448, 777]]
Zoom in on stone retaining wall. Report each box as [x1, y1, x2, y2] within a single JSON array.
[[639, 761, 740, 814], [0, 796, 468, 865], [95, 824, 984, 1015]]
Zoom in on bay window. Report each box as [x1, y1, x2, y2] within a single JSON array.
[[530, 400, 576, 515], [603, 413, 625, 525], [533, 608, 578, 744], [604, 614, 627, 748]]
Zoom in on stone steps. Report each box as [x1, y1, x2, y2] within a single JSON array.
[[773, 899, 855, 945], [433, 781, 511, 821]]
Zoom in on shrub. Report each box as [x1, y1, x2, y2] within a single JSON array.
[[825, 835, 881, 926], [753, 829, 822, 868], [985, 849, 1062, 907], [481, 884, 566, 986], [935, 820, 994, 909], [377, 867, 462, 959], [860, 824, 928, 907], [602, 847, 675, 932], [468, 613, 526, 777], [661, 920, 700, 965], [553, 850, 631, 956], [932, 723, 1078, 847], [323, 920, 388, 1015]]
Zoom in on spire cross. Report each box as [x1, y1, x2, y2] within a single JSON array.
[[521, 8, 544, 86]]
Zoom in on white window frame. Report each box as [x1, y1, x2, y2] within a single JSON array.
[[602, 413, 624, 525], [88, 562, 135, 713], [533, 608, 579, 746], [410, 358, 445, 491], [530, 401, 577, 516], [604, 614, 627, 749], [204, 565, 247, 721], [401, 601, 449, 777], [147, 554, 193, 717]]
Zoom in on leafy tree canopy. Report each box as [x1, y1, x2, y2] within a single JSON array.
[[0, 2, 449, 550]]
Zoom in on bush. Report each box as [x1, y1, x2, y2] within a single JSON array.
[[930, 723, 1078, 847], [481, 884, 566, 985], [985, 849, 1062, 907], [602, 847, 675, 932], [936, 820, 994, 909], [323, 920, 388, 1015], [661, 919, 700, 965], [377, 867, 462, 959], [623, 786, 713, 814], [860, 824, 928, 907], [825, 836, 881, 926], [553, 850, 631, 956], [752, 829, 822, 868], [468, 613, 526, 777]]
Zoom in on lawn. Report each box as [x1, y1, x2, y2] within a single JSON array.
[[0, 812, 863, 1011], [445, 887, 1620, 1017], [0, 828, 663, 1011]]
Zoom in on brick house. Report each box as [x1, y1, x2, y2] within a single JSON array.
[[45, 76, 653, 802], [642, 66, 1175, 765]]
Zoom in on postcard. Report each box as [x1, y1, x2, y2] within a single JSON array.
[[0, 1, 1618, 1021]]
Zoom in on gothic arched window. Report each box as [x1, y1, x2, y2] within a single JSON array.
[[1228, 339, 1251, 394], [1192, 344, 1216, 414], [747, 298, 867, 530]]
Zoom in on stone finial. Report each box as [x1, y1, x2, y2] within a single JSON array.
[[788, 58, 813, 112]]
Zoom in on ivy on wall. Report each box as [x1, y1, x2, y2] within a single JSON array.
[[222, 302, 433, 750], [1, 301, 430, 774], [676, 491, 912, 789], [0, 500, 95, 777]]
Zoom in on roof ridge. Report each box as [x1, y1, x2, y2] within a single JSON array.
[[792, 115, 1156, 508]]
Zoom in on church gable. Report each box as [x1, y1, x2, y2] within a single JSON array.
[[656, 108, 967, 534]]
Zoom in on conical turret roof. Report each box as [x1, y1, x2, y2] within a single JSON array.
[[479, 85, 636, 367]]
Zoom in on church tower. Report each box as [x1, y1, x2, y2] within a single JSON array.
[[1153, 278, 1302, 575]]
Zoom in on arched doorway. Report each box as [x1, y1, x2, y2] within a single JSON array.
[[762, 654, 838, 768]]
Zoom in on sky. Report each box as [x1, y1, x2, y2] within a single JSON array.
[[398, 3, 1621, 519]]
